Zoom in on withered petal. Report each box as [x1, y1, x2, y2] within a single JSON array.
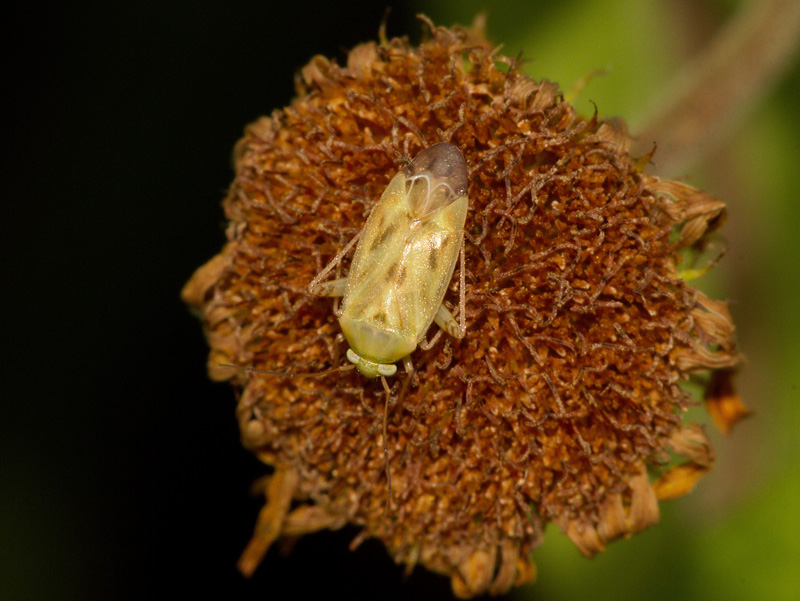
[[705, 369, 752, 434]]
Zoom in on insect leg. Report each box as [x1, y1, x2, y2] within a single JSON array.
[[457, 239, 466, 338], [403, 355, 419, 388], [418, 327, 443, 351], [380, 375, 394, 515], [312, 277, 347, 297], [307, 229, 362, 294], [431, 304, 462, 339]]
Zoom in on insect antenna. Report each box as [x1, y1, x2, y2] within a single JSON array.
[[227, 362, 400, 515], [219, 363, 355, 378], [380, 374, 394, 516], [380, 371, 414, 517]]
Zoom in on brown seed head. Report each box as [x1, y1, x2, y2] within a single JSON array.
[[182, 18, 742, 597]]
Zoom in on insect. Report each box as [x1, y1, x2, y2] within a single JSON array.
[[308, 141, 469, 377]]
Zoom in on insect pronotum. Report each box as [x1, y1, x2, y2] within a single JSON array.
[[229, 142, 469, 508]]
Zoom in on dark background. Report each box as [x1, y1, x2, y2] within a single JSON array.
[[3, 2, 458, 599]]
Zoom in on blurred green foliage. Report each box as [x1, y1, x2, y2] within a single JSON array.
[[411, 1, 800, 599]]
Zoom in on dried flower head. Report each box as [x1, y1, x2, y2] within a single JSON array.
[[182, 17, 744, 598]]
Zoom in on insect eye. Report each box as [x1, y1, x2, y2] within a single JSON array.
[[346, 348, 361, 365], [377, 363, 398, 377]]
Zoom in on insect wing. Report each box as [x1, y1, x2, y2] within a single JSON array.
[[395, 194, 466, 338], [342, 172, 415, 337]]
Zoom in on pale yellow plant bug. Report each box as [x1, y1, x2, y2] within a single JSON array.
[[308, 141, 468, 378]]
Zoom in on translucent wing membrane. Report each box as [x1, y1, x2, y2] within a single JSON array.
[[402, 143, 468, 197], [403, 143, 469, 218]]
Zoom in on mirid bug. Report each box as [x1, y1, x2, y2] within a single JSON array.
[[309, 141, 469, 376]]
